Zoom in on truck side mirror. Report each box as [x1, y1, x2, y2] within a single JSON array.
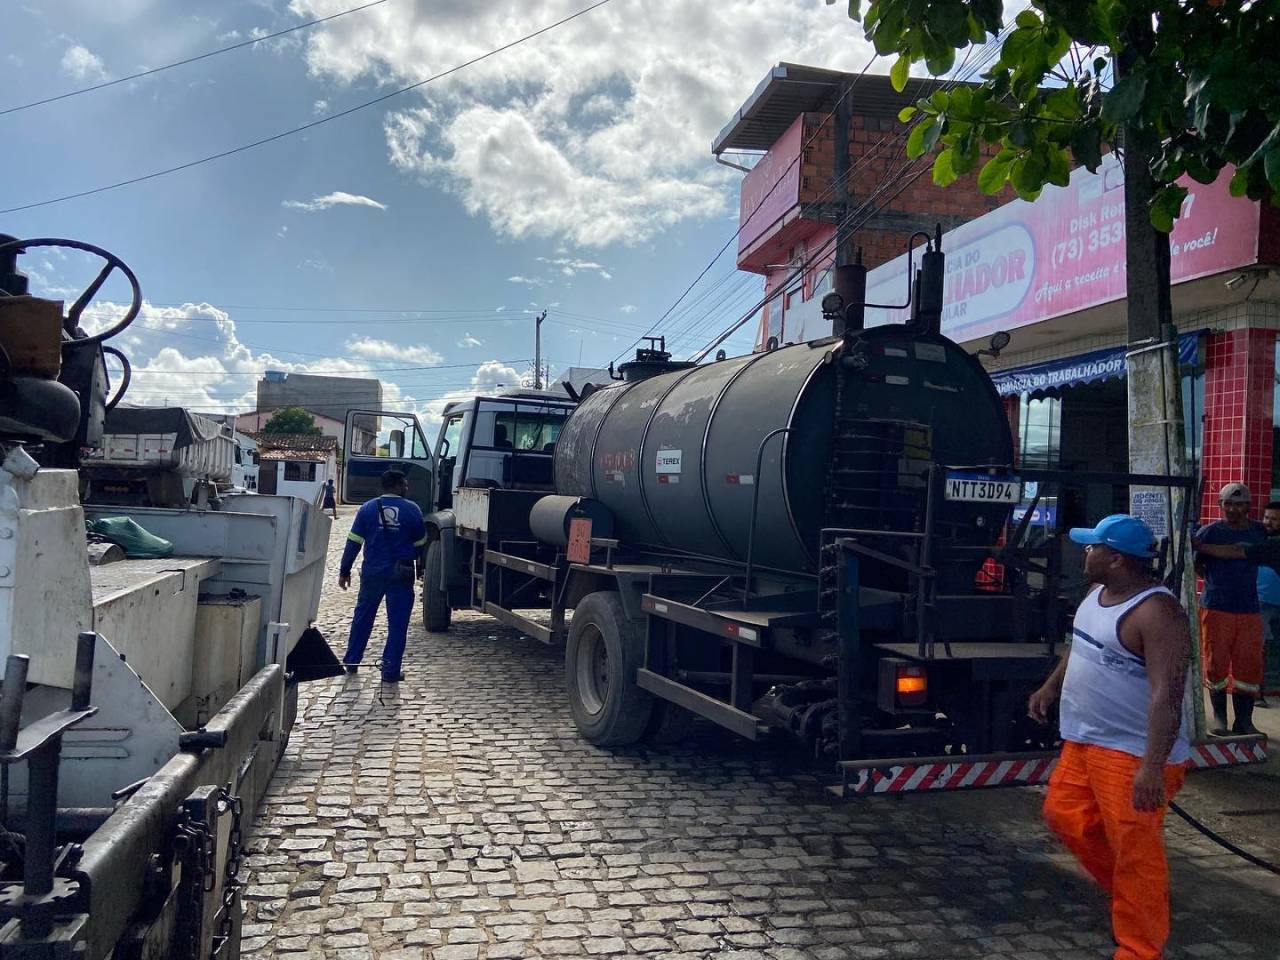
[[389, 428, 405, 459]]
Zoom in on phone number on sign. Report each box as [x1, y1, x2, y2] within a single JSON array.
[[1052, 223, 1125, 267]]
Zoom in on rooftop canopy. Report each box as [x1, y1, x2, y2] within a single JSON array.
[[712, 62, 949, 155]]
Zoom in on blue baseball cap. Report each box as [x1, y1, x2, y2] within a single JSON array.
[[1069, 514, 1157, 558]]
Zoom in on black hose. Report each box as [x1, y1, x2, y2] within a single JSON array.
[[1168, 799, 1280, 876], [102, 345, 131, 411]]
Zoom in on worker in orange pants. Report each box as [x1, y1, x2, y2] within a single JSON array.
[[1043, 742, 1186, 960], [1029, 514, 1192, 960]]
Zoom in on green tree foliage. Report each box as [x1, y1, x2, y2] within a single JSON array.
[[262, 407, 322, 435], [828, 0, 1280, 231]]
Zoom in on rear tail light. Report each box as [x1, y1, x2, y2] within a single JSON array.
[[895, 665, 927, 706]]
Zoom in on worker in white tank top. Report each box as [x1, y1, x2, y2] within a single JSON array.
[[1027, 513, 1192, 960]]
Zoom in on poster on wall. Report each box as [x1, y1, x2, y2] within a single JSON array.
[[862, 154, 1263, 344]]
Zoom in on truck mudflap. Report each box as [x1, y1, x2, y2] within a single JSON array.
[[834, 734, 1268, 797]]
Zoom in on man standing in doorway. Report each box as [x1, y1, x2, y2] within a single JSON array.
[[338, 470, 426, 683], [1194, 497, 1280, 721], [1028, 514, 1191, 960], [1193, 483, 1266, 734]]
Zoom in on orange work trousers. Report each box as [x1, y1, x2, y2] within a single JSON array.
[[1043, 740, 1185, 960], [1198, 607, 1264, 695]]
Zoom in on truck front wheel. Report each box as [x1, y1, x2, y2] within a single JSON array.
[[565, 591, 653, 746], [422, 540, 451, 632]]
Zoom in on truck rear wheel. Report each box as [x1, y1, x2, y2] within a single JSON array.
[[565, 591, 653, 746], [422, 540, 450, 632]]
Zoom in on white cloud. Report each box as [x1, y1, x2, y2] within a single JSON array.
[[294, 0, 877, 247], [457, 334, 483, 348], [536, 257, 611, 280], [313, 98, 329, 115], [506, 275, 545, 286], [418, 360, 528, 429], [76, 300, 438, 414], [619, 303, 637, 314], [283, 191, 388, 212], [473, 360, 522, 388], [345, 336, 443, 367], [61, 44, 106, 81]]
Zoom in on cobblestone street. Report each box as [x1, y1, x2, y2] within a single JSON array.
[[242, 512, 1280, 960]]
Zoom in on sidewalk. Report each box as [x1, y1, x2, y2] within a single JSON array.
[[1175, 692, 1280, 865]]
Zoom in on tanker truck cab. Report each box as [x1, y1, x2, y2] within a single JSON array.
[[341, 393, 574, 631]]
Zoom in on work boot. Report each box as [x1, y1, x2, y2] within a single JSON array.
[[1209, 690, 1230, 736], [1231, 693, 1259, 735]]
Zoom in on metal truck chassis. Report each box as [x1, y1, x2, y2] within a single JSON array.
[[465, 466, 1270, 794]]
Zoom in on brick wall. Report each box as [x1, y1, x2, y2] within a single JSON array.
[[797, 112, 1010, 269], [1199, 328, 1277, 522]]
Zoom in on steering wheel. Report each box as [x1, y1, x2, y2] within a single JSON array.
[[0, 237, 142, 343]]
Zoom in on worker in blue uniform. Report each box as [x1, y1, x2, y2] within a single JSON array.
[[338, 469, 427, 682]]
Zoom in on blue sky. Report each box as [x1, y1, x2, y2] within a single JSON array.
[[2, 0, 875, 422]]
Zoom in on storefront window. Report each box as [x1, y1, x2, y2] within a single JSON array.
[[1018, 395, 1061, 467]]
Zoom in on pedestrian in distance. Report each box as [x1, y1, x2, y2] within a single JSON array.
[[322, 477, 338, 520], [1028, 513, 1192, 960], [1191, 482, 1266, 734], [1195, 497, 1280, 713], [338, 469, 426, 683]]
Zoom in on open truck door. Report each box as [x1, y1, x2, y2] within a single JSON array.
[[342, 409, 435, 510]]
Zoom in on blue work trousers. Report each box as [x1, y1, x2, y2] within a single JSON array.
[[343, 571, 413, 679]]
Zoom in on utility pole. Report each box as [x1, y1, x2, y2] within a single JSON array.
[[534, 310, 546, 390], [1116, 18, 1203, 736], [831, 80, 867, 336]]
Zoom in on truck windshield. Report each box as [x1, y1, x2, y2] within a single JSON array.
[[495, 411, 565, 452]]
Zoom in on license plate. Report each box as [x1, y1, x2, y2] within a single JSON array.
[[944, 471, 1021, 503]]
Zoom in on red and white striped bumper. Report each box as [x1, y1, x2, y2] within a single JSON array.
[[842, 754, 1058, 795], [840, 736, 1268, 796], [1187, 737, 1269, 768]]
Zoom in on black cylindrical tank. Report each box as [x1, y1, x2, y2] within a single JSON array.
[[554, 327, 1014, 574]]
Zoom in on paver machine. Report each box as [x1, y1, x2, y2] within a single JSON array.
[[0, 235, 340, 958]]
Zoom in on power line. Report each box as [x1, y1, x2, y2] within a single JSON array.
[[0, 0, 615, 214], [1, 0, 389, 117], [607, 51, 882, 367], [119, 358, 531, 376], [680, 21, 1014, 360], [80, 301, 650, 333]]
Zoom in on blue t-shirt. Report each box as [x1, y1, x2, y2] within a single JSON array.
[[344, 496, 426, 578], [1197, 520, 1267, 613], [1259, 564, 1280, 607]]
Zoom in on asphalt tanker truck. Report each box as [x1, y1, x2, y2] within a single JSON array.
[[355, 233, 1263, 796]]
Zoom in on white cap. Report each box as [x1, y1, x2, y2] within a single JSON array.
[[1220, 482, 1251, 504]]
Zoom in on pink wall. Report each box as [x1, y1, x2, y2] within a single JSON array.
[[739, 116, 803, 257]]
